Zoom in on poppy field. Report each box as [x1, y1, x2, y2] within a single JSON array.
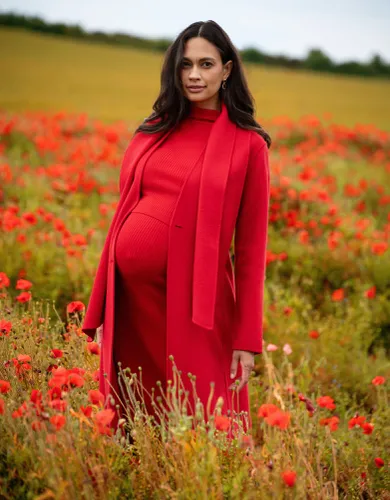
[[0, 105, 389, 498]]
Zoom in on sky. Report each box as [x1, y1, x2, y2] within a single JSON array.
[[2, 0, 390, 63]]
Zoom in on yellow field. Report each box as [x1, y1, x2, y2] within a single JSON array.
[[1, 27, 390, 130]]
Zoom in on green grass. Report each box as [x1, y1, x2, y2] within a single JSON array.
[[2, 27, 390, 130]]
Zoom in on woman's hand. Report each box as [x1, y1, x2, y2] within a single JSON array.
[[229, 350, 255, 392]]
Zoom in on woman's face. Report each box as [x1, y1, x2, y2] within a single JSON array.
[[180, 37, 232, 110]]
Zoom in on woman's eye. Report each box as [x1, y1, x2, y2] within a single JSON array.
[[181, 62, 212, 68]]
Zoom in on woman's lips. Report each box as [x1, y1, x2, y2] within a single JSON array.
[[187, 86, 205, 93]]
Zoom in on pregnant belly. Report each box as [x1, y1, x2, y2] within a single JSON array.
[[114, 212, 169, 279]]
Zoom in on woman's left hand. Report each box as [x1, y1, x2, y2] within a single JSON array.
[[229, 350, 255, 392]]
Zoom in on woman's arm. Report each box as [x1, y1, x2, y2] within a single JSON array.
[[233, 139, 270, 354]]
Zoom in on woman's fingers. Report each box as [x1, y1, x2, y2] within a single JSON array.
[[229, 351, 254, 392]]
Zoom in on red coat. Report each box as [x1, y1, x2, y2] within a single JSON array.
[[82, 101, 270, 425]]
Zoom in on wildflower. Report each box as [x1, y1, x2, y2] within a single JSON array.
[[67, 301, 85, 314], [316, 395, 336, 410], [348, 415, 366, 429], [15, 279, 33, 290], [265, 409, 291, 430], [214, 415, 231, 432], [258, 403, 279, 418], [16, 291, 32, 303], [30, 389, 43, 405], [297, 393, 315, 415], [0, 319, 12, 335], [48, 367, 69, 388], [371, 242, 387, 256], [362, 422, 374, 435], [0, 398, 5, 415], [283, 343, 292, 355], [331, 289, 344, 301], [266, 343, 278, 352], [80, 405, 93, 418], [50, 414, 66, 431], [319, 416, 339, 431], [0, 272, 10, 288], [68, 373, 85, 388], [364, 286, 376, 299], [93, 409, 115, 435], [50, 349, 63, 359], [372, 376, 385, 386], [0, 380, 11, 394], [49, 399, 67, 412], [87, 342, 100, 355], [12, 401, 28, 418], [22, 212, 38, 225], [374, 457, 384, 468], [281, 469, 296, 487], [17, 354, 31, 363], [88, 390, 104, 406], [309, 330, 320, 339]]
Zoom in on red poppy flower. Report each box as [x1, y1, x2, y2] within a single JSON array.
[[282, 470, 296, 487], [0, 272, 10, 288], [362, 422, 374, 435], [15, 279, 33, 290], [265, 409, 291, 430], [331, 289, 344, 301], [67, 301, 85, 314], [317, 396, 336, 410], [93, 409, 115, 435], [348, 415, 366, 429], [50, 414, 66, 431], [80, 405, 93, 418], [364, 286, 376, 299], [0, 319, 12, 335], [214, 415, 231, 432], [88, 390, 104, 406], [258, 403, 279, 418], [50, 349, 63, 359], [49, 399, 67, 412], [16, 291, 32, 303], [0, 380, 11, 394], [372, 376, 385, 386], [68, 373, 85, 388], [87, 342, 100, 355]]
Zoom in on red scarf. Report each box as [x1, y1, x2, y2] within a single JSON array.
[[83, 99, 250, 334]]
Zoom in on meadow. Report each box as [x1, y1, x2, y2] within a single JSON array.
[[0, 27, 389, 499], [2, 27, 390, 130]]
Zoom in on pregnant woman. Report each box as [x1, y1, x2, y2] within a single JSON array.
[[82, 19, 271, 432]]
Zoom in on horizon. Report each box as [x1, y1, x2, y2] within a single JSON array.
[[1, 0, 390, 65]]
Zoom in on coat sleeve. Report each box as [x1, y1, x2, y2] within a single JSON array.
[[233, 141, 270, 354]]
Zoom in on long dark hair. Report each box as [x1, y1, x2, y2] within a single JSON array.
[[134, 20, 271, 148]]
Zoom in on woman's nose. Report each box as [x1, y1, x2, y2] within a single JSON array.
[[189, 66, 201, 79]]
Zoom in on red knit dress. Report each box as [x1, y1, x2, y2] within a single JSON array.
[[112, 105, 221, 415]]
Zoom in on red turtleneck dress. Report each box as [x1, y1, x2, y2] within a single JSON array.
[[113, 105, 221, 413]]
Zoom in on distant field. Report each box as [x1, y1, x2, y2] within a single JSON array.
[[1, 27, 390, 130]]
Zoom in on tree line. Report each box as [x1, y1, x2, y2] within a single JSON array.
[[1, 11, 389, 79]]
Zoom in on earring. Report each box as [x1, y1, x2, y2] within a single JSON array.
[[221, 79, 227, 90]]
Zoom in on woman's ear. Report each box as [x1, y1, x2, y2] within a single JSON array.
[[224, 60, 233, 79]]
